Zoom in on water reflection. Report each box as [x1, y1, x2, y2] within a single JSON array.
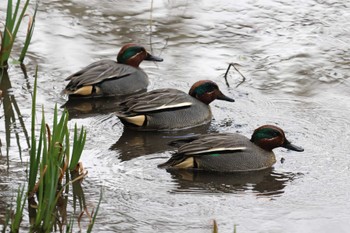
[[167, 168, 300, 196], [111, 124, 211, 161], [27, 169, 89, 231], [62, 97, 123, 119], [2, 0, 349, 231], [0, 69, 30, 159]]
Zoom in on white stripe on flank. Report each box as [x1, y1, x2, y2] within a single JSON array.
[[155, 102, 192, 110], [188, 147, 247, 155]]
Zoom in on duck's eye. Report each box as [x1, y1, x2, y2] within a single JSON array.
[[135, 47, 144, 53], [130, 47, 144, 54], [270, 131, 281, 137], [203, 83, 218, 92]]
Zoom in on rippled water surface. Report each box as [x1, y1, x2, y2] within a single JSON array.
[[1, 0, 350, 232]]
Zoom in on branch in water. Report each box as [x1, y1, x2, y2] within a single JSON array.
[[224, 63, 246, 88]]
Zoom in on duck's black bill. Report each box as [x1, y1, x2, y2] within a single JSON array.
[[282, 140, 304, 152], [217, 92, 235, 102], [146, 53, 163, 62]]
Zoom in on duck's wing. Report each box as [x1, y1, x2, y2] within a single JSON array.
[[118, 89, 193, 115], [158, 133, 249, 168], [65, 60, 135, 89], [178, 133, 248, 155]]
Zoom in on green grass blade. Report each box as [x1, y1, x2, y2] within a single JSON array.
[[10, 185, 26, 232], [11, 95, 30, 147], [19, 1, 38, 63], [1, 207, 11, 233], [213, 220, 218, 233], [65, 127, 70, 195], [23, 65, 93, 231], [11, 0, 30, 46], [1, 0, 15, 66], [28, 66, 38, 191], [87, 189, 103, 233], [1, 0, 35, 67], [66, 217, 74, 233], [69, 124, 86, 170], [11, 0, 21, 29], [34, 111, 47, 228], [0, 0, 13, 66]]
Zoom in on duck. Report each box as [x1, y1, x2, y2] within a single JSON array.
[[63, 43, 163, 98], [115, 80, 235, 131], [158, 125, 304, 172]]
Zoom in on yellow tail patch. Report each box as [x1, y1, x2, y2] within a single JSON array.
[[174, 157, 194, 169], [73, 86, 93, 95], [73, 86, 101, 96], [123, 115, 146, 126]]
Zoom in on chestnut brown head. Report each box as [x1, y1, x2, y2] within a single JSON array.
[[188, 80, 235, 105], [251, 125, 304, 152], [117, 43, 163, 67]]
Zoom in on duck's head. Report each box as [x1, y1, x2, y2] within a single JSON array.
[[251, 125, 304, 152], [117, 43, 163, 67], [188, 80, 235, 105]]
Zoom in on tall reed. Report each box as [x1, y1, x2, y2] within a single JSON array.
[[2, 67, 99, 232], [28, 67, 88, 232], [0, 0, 37, 68]]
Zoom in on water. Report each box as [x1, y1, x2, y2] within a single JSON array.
[[1, 0, 350, 232]]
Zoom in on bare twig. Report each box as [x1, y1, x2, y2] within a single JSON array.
[[78, 211, 84, 232], [149, 0, 154, 53], [224, 63, 247, 88], [58, 151, 68, 184], [23, 13, 34, 34], [158, 37, 169, 57], [46, 123, 51, 149], [148, 1, 168, 60], [29, 165, 48, 198]]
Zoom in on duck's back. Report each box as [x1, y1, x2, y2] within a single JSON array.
[[117, 89, 212, 130], [98, 66, 148, 96], [180, 133, 276, 172], [65, 60, 149, 97], [145, 97, 212, 130]]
